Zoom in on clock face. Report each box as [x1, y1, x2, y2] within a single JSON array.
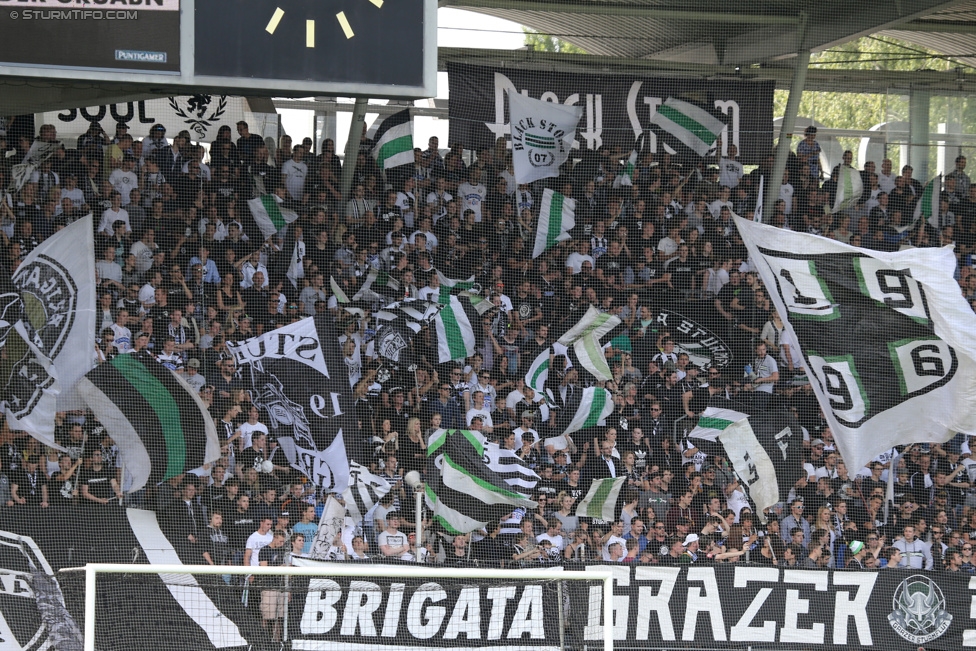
[[194, 0, 425, 87]]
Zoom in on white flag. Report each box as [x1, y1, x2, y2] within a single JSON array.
[[736, 216, 976, 474], [2, 215, 96, 449], [308, 495, 347, 560], [507, 91, 582, 185], [533, 189, 575, 258], [832, 165, 864, 214], [557, 306, 621, 381]]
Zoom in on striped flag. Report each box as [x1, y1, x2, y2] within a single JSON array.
[[575, 477, 626, 521], [914, 174, 942, 228], [688, 404, 804, 523], [342, 461, 391, 525], [426, 428, 536, 534], [78, 354, 221, 493], [247, 194, 298, 240], [434, 295, 476, 363], [650, 97, 726, 158], [556, 306, 621, 381], [561, 387, 614, 436], [525, 348, 550, 393], [371, 109, 414, 171], [353, 268, 401, 302], [831, 165, 864, 214], [533, 189, 576, 258], [688, 406, 752, 442], [613, 134, 645, 189], [434, 273, 478, 363], [485, 441, 540, 492]]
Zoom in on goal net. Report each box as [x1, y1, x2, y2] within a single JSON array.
[[69, 562, 613, 651]]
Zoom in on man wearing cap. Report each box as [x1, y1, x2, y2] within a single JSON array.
[[678, 534, 700, 563], [143, 124, 169, 160], [513, 410, 539, 450], [847, 540, 868, 568]]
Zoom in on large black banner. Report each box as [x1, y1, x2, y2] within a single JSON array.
[[3, 512, 976, 651], [447, 62, 775, 165]]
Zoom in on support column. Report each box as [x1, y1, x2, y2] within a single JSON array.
[[339, 97, 368, 202], [313, 100, 337, 154], [909, 89, 931, 181], [763, 49, 810, 223]]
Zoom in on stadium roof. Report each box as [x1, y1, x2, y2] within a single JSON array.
[[441, 0, 976, 66]]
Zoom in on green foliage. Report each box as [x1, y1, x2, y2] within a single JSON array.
[[523, 28, 587, 54], [774, 36, 972, 168]]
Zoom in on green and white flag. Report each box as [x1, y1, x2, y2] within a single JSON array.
[[533, 189, 576, 258], [353, 268, 400, 302], [557, 306, 621, 381], [525, 348, 550, 393], [650, 97, 725, 158], [247, 194, 298, 240], [688, 406, 781, 522], [508, 90, 582, 184], [434, 295, 476, 362], [914, 174, 942, 228], [561, 387, 614, 436], [426, 428, 536, 534], [689, 406, 751, 442], [613, 135, 645, 189], [371, 109, 414, 171], [575, 476, 626, 521], [831, 165, 864, 214]]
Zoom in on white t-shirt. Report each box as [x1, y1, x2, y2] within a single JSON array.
[[602, 535, 627, 561], [779, 183, 795, 215], [98, 208, 130, 236], [718, 158, 744, 188], [246, 530, 274, 566], [565, 252, 595, 274], [377, 529, 413, 561], [457, 181, 487, 222], [238, 421, 269, 450], [109, 169, 139, 205], [281, 160, 308, 201]]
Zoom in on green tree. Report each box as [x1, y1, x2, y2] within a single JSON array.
[[523, 28, 587, 54], [775, 36, 970, 169]]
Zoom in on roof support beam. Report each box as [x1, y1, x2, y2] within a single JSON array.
[[888, 19, 976, 33], [439, 0, 799, 24]]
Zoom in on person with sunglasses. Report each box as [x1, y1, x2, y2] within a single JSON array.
[[780, 499, 811, 547]]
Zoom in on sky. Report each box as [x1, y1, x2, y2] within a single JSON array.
[[277, 8, 525, 155]]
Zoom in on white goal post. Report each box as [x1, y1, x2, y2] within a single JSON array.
[[82, 562, 614, 651]]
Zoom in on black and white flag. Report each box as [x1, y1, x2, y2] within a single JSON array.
[[736, 216, 976, 473], [1, 215, 96, 449], [342, 461, 392, 525], [227, 315, 355, 492]]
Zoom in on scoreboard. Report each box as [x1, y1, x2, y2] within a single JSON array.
[[0, 0, 436, 99]]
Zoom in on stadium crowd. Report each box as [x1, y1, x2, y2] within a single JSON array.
[[2, 118, 976, 586]]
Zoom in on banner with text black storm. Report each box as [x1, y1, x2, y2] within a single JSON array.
[[447, 62, 774, 164]]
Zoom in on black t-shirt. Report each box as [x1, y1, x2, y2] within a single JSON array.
[[239, 448, 267, 475], [227, 510, 257, 549], [257, 544, 287, 588], [13, 468, 46, 503], [83, 466, 115, 502]]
